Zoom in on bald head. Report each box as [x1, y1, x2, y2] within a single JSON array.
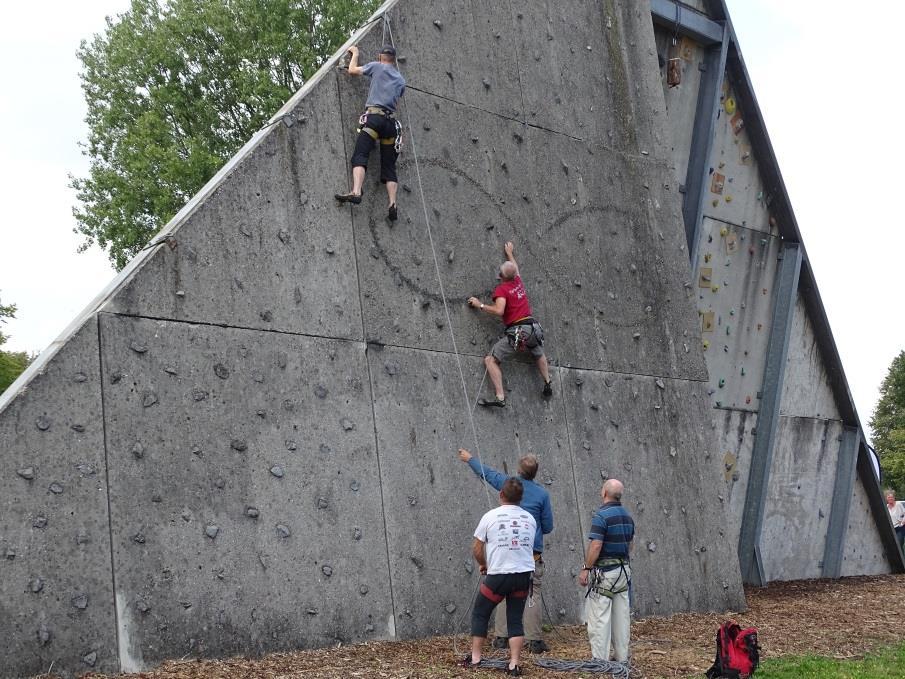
[[500, 261, 518, 280], [602, 479, 624, 502]]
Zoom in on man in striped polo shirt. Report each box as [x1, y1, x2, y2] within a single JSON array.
[[579, 479, 634, 663]]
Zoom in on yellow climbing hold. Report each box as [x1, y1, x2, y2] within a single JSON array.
[[725, 195, 733, 203], [719, 227, 728, 237], [724, 96, 736, 115], [704, 253, 712, 263], [703, 340, 710, 350], [711, 284, 720, 293]]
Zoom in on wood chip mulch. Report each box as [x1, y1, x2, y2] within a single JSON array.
[[71, 574, 905, 679]]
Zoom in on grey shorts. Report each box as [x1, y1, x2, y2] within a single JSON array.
[[490, 322, 545, 361]]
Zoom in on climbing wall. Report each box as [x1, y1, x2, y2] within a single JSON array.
[[1, 1, 753, 676], [654, 16, 896, 585]]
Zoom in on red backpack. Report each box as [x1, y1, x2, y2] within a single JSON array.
[[705, 621, 760, 679]]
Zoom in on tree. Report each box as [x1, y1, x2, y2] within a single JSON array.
[[72, 0, 380, 270], [870, 350, 905, 495], [0, 293, 32, 394]]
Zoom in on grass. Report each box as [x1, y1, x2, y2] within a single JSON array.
[[754, 642, 905, 678]]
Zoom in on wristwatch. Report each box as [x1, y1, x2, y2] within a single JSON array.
[[480, 303, 484, 309]]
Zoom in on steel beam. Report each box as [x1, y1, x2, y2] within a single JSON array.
[[821, 426, 860, 578], [737, 242, 802, 585], [680, 24, 728, 261], [651, 0, 723, 46]]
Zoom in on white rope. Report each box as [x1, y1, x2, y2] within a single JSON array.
[[382, 13, 494, 511]]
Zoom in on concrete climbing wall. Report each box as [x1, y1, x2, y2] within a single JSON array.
[[0, 1, 788, 675], [654, 14, 894, 585]]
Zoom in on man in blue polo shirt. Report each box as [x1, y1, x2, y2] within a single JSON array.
[[458, 448, 554, 653], [579, 478, 634, 663]]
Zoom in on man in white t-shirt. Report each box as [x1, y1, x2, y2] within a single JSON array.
[[886, 489, 905, 549], [462, 477, 537, 676]]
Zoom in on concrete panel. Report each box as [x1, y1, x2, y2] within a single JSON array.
[[366, 345, 586, 637], [654, 27, 707, 187], [338, 87, 706, 380], [840, 473, 893, 577], [711, 408, 758, 546], [97, 314, 392, 669], [702, 83, 778, 235], [779, 294, 841, 420], [694, 218, 781, 410], [104, 78, 363, 341], [760, 417, 842, 582], [513, 0, 668, 155], [0, 319, 117, 678], [387, 1, 523, 120], [560, 369, 746, 616]]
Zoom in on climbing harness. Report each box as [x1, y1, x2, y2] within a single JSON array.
[[356, 107, 404, 154], [505, 320, 544, 353], [585, 559, 631, 600]]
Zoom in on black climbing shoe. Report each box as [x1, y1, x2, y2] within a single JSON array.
[[388, 203, 398, 221], [528, 639, 550, 653], [334, 191, 362, 204], [506, 666, 524, 676], [478, 396, 506, 408], [542, 381, 553, 398], [492, 636, 509, 649]]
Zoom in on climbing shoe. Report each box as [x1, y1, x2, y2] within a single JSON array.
[[492, 636, 509, 649], [478, 396, 506, 408], [506, 666, 524, 676], [542, 381, 553, 398], [528, 639, 550, 653], [334, 191, 362, 204], [388, 203, 398, 221]]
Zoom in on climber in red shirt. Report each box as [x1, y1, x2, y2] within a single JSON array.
[[467, 241, 552, 407]]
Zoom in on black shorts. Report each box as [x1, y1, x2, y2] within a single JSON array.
[[350, 113, 398, 183], [470, 571, 532, 638]]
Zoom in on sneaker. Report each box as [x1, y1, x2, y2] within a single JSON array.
[[478, 396, 506, 408], [528, 639, 550, 653], [388, 203, 398, 221], [492, 636, 508, 649], [542, 381, 553, 398], [334, 192, 362, 204], [506, 666, 524, 676], [459, 655, 481, 668]]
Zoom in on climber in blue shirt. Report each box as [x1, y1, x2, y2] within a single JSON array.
[[458, 448, 554, 653]]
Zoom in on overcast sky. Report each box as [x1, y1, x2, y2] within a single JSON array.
[[0, 1, 901, 437]]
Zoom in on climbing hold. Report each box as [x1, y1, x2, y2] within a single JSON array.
[[352, 527, 362, 541], [432, 19, 442, 29], [213, 363, 230, 379], [37, 625, 52, 646], [647, 542, 657, 553], [205, 525, 219, 539], [445, 603, 457, 614], [275, 524, 291, 538], [704, 253, 712, 263], [349, 480, 360, 491], [359, 584, 369, 596], [130, 341, 148, 354], [142, 391, 159, 408], [322, 565, 333, 577], [16, 467, 35, 480], [718, 378, 725, 388], [632, 332, 641, 340], [30, 577, 44, 593], [270, 465, 284, 478], [192, 388, 208, 401], [655, 379, 665, 390], [277, 229, 290, 244], [214, 478, 225, 489], [33, 516, 47, 529], [341, 418, 355, 431], [132, 532, 146, 544], [231, 439, 248, 452], [82, 651, 97, 667], [703, 340, 710, 350], [131, 442, 144, 459], [719, 227, 728, 237], [246, 507, 260, 519], [482, 78, 491, 89], [71, 593, 89, 610], [316, 497, 328, 509], [49, 482, 64, 494], [285, 440, 297, 451]]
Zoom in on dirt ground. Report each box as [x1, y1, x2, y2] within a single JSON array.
[[74, 574, 905, 679]]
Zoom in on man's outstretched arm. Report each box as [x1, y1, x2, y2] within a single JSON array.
[[347, 45, 364, 76], [504, 241, 519, 275], [458, 449, 506, 490]]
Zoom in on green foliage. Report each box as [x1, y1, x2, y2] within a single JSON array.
[[0, 292, 32, 394], [72, 0, 380, 270], [870, 351, 905, 495], [754, 641, 905, 678]]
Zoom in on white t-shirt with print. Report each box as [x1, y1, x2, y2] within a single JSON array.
[[889, 501, 905, 526], [474, 504, 537, 575]]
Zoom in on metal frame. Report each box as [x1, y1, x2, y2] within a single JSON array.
[[737, 242, 802, 585], [821, 426, 860, 578], [650, 0, 723, 46]]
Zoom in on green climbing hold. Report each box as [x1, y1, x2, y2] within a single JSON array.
[[718, 378, 725, 388]]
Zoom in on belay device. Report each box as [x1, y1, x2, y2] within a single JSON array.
[[705, 621, 760, 679]]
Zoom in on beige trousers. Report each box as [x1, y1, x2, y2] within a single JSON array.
[[585, 564, 631, 662], [493, 558, 545, 640]]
